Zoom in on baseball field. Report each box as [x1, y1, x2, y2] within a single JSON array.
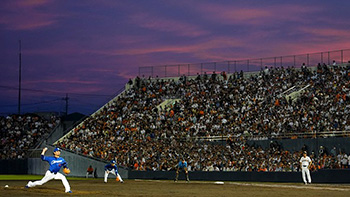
[[1, 175, 350, 196]]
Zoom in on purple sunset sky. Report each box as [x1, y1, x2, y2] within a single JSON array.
[[1, 0, 350, 115]]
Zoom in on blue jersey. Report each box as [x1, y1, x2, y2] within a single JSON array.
[[41, 155, 67, 173], [105, 164, 118, 173], [178, 161, 187, 169]]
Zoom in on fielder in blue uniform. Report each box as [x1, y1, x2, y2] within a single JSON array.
[[26, 147, 72, 193], [104, 160, 124, 183], [175, 158, 190, 182]]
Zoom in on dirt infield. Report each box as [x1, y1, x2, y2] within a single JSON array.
[[1, 179, 350, 197]]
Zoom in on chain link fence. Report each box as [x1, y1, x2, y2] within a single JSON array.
[[139, 49, 350, 78]]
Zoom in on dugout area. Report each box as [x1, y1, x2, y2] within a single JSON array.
[[1, 178, 350, 197]]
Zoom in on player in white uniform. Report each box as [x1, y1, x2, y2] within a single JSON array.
[[299, 151, 312, 184]]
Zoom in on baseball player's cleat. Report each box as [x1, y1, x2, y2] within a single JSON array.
[[120, 181, 124, 183], [25, 181, 32, 188], [66, 191, 73, 193]]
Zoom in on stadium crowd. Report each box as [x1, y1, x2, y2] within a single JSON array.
[[0, 114, 60, 159], [57, 63, 350, 171]]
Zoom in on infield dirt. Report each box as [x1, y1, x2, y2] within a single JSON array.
[[1, 179, 350, 197]]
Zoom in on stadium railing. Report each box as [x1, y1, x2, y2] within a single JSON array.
[[138, 48, 350, 78], [194, 130, 350, 142]]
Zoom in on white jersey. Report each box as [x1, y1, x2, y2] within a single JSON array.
[[299, 156, 311, 167]]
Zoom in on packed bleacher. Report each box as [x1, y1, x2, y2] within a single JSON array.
[[0, 114, 60, 159], [57, 63, 350, 171]]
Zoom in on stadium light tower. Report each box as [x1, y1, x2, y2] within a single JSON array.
[[18, 40, 22, 114]]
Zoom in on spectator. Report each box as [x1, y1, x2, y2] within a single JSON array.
[[57, 64, 350, 171], [0, 114, 59, 159]]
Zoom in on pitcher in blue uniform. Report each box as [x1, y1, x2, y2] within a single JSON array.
[[104, 160, 124, 183], [25, 147, 72, 193], [175, 158, 190, 182]]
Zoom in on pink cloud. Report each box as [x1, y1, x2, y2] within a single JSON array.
[[111, 35, 154, 45], [105, 36, 243, 56], [25, 40, 87, 56], [193, 3, 321, 25], [115, 71, 136, 80], [250, 39, 350, 64], [20, 78, 107, 95], [15, 0, 51, 7], [1, 18, 57, 30], [201, 7, 272, 25], [49, 35, 247, 66], [44, 36, 244, 62], [300, 27, 350, 38], [0, 0, 60, 30], [129, 13, 209, 37], [25, 78, 100, 86], [259, 26, 350, 57]]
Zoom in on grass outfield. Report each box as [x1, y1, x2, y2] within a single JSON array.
[[1, 175, 350, 196]]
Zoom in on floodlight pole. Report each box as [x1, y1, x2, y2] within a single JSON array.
[[63, 93, 69, 116], [18, 40, 22, 115]]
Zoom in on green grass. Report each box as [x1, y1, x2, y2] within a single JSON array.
[[0, 175, 100, 181]]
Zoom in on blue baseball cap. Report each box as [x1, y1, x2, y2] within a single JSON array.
[[111, 160, 116, 164], [53, 148, 61, 152]]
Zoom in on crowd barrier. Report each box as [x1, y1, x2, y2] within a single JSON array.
[[1, 159, 350, 183], [128, 169, 350, 183], [0, 159, 27, 174], [247, 137, 350, 155]]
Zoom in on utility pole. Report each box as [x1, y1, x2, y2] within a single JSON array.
[[62, 93, 69, 116], [18, 40, 22, 115]]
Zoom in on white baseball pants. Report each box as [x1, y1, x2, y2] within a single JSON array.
[[27, 170, 71, 192], [301, 167, 311, 184], [104, 169, 123, 183]]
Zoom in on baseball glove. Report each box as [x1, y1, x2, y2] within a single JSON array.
[[63, 168, 71, 174]]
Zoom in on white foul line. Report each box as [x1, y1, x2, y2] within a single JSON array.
[[228, 182, 350, 191], [134, 179, 350, 191]]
